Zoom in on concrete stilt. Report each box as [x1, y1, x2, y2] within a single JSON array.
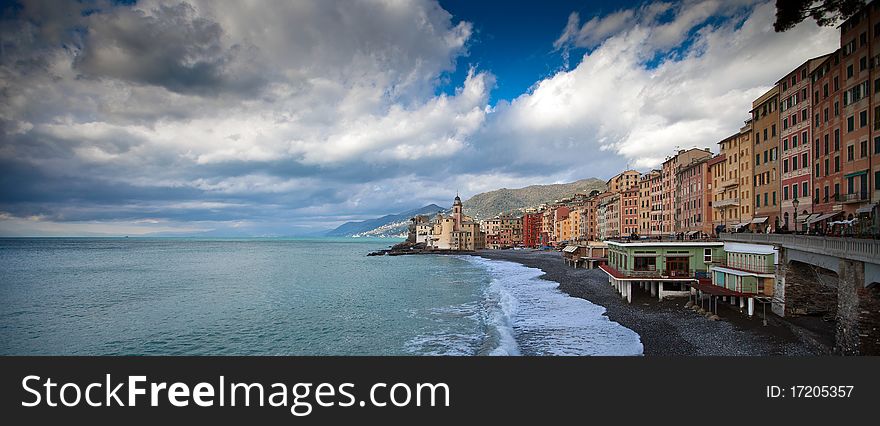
[[651, 282, 658, 298], [748, 297, 755, 317], [657, 282, 664, 301], [730, 296, 736, 305], [626, 282, 632, 303], [739, 297, 745, 310]]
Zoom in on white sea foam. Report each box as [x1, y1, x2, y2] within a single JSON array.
[[465, 256, 644, 356]]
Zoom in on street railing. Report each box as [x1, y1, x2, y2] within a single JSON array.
[[720, 233, 880, 264]]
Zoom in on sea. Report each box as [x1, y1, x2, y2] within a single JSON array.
[[0, 238, 643, 356]]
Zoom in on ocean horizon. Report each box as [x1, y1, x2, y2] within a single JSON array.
[[0, 237, 642, 356]]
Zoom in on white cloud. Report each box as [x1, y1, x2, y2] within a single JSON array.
[[481, 1, 839, 175]]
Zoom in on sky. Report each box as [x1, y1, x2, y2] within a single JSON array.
[[0, 0, 841, 236]]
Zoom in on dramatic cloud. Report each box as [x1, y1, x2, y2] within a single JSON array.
[[477, 0, 838, 178], [0, 0, 841, 235]]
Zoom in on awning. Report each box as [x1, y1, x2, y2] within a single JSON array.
[[562, 245, 579, 253], [843, 169, 868, 179], [808, 211, 842, 224], [797, 213, 818, 223], [751, 217, 768, 224], [856, 205, 874, 214]]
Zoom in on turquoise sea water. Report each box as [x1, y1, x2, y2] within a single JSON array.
[[0, 238, 641, 355]]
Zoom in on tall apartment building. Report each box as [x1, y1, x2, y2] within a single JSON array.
[[522, 212, 542, 248], [752, 86, 781, 231], [838, 8, 878, 221], [779, 54, 830, 231], [737, 120, 755, 224], [709, 151, 731, 229], [677, 156, 713, 235], [811, 50, 844, 218], [661, 148, 713, 234], [638, 171, 659, 235], [607, 170, 641, 193], [620, 187, 639, 236], [648, 170, 663, 236]]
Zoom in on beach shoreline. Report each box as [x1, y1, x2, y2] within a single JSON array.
[[476, 249, 816, 356]]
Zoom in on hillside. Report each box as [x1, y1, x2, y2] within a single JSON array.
[[325, 204, 445, 237], [462, 178, 606, 219]]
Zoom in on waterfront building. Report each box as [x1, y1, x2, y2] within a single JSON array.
[[837, 8, 878, 225], [597, 192, 619, 239], [425, 195, 485, 250], [661, 148, 713, 234], [811, 49, 845, 227], [707, 242, 778, 317], [621, 187, 640, 237], [648, 169, 664, 236], [677, 155, 713, 236], [710, 142, 735, 230], [599, 239, 725, 303], [562, 241, 609, 269], [522, 212, 542, 248], [606, 170, 640, 193], [751, 86, 781, 232], [737, 120, 755, 226], [638, 171, 658, 236], [779, 55, 830, 231]]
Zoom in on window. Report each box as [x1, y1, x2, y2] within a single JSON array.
[[792, 156, 798, 170], [792, 134, 798, 147], [835, 129, 840, 150], [802, 153, 808, 169], [783, 185, 789, 200], [861, 140, 868, 157], [755, 154, 760, 166], [834, 101, 839, 116], [783, 159, 789, 173], [793, 183, 799, 200], [847, 64, 854, 78], [772, 191, 776, 205], [824, 158, 829, 176], [848, 115, 855, 132], [771, 124, 776, 137], [847, 145, 854, 161], [860, 56, 868, 71], [803, 181, 809, 197], [783, 139, 789, 151], [834, 156, 840, 172], [875, 136, 880, 154], [703, 248, 712, 263], [860, 110, 868, 127]]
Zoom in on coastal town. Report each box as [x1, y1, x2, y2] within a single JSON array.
[[397, 4, 880, 356]]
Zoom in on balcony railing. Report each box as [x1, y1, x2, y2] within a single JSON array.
[[712, 260, 775, 274], [611, 267, 697, 279], [839, 191, 869, 203]]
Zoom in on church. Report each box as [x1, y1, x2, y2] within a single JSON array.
[[423, 195, 485, 251]]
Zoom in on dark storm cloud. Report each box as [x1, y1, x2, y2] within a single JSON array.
[[74, 2, 267, 96]]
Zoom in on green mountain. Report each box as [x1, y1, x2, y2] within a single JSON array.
[[462, 178, 606, 220]]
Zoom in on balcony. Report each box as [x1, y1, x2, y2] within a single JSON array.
[[712, 260, 775, 275], [839, 191, 868, 204], [601, 264, 698, 279], [713, 198, 740, 208]]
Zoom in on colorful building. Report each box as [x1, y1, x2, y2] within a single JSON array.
[[599, 240, 724, 303], [707, 242, 779, 317], [751, 86, 781, 231]]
